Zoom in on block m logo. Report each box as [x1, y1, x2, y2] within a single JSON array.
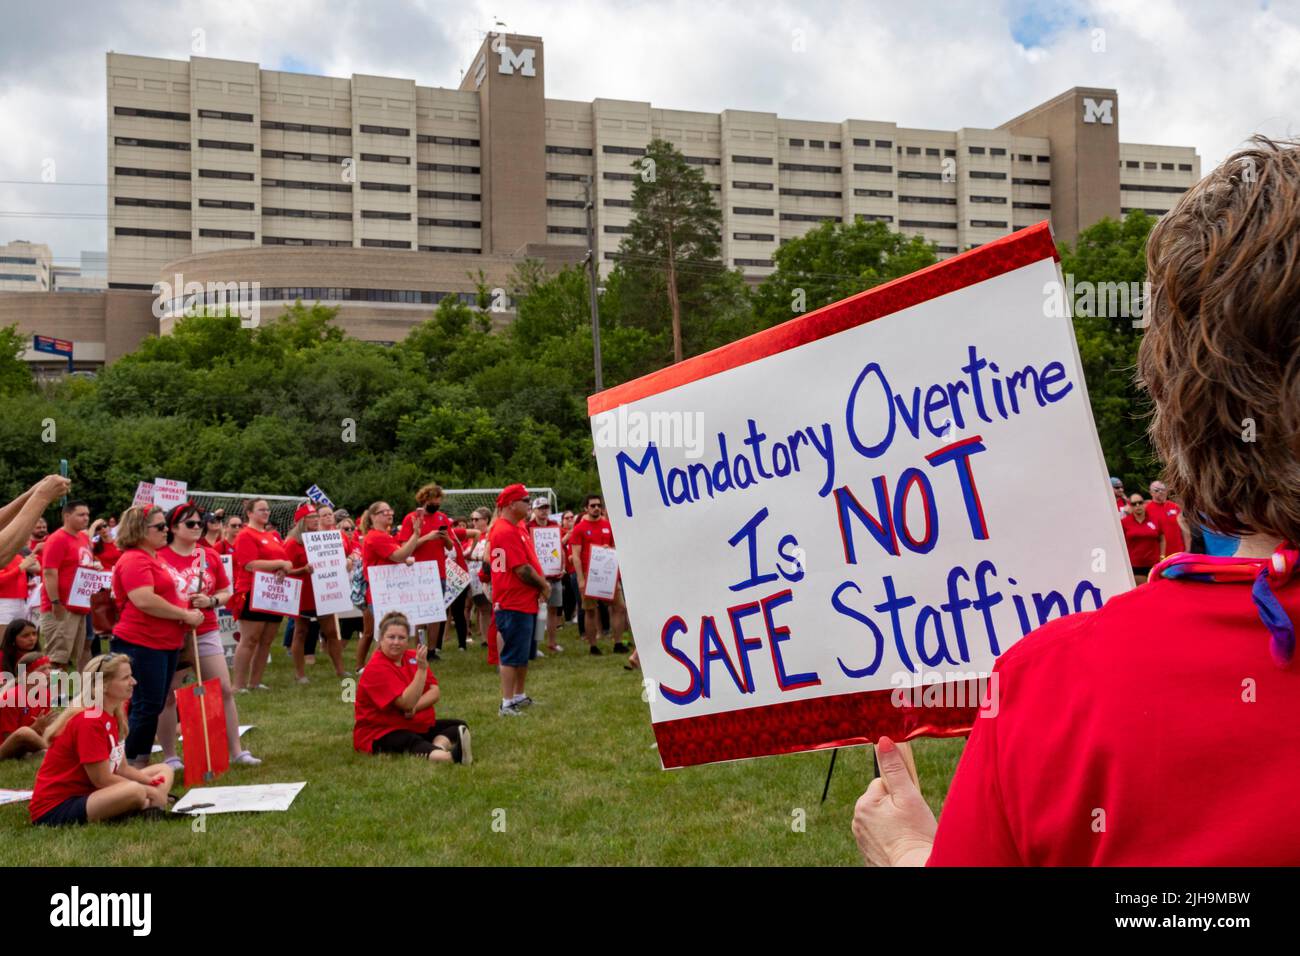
[[497, 44, 537, 77], [1082, 97, 1113, 124]]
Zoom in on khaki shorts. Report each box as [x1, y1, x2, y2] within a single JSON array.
[[581, 581, 624, 612], [41, 609, 88, 667]]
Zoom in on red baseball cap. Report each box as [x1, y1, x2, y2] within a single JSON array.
[[496, 483, 529, 509], [293, 503, 317, 522]]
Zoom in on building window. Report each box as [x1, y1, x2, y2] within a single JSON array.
[[262, 177, 351, 192], [115, 166, 191, 180], [263, 120, 352, 136], [360, 181, 411, 192], [602, 198, 632, 207], [262, 236, 351, 246], [263, 207, 350, 220], [0, 256, 37, 264], [684, 155, 721, 165], [199, 168, 255, 181], [734, 258, 774, 267], [1012, 201, 1051, 210], [1161, 162, 1174, 170], [418, 135, 480, 147], [944, 148, 956, 157], [899, 195, 956, 204], [1012, 177, 1050, 186], [875, 139, 892, 149], [733, 232, 774, 241], [603, 225, 631, 234], [1119, 183, 1188, 194], [906, 146, 921, 156], [733, 206, 774, 216], [547, 225, 588, 235], [199, 198, 255, 210], [602, 171, 635, 181], [852, 138, 870, 147], [419, 217, 481, 228], [788, 138, 805, 147], [968, 146, 986, 155], [114, 136, 189, 151], [0, 274, 36, 281], [780, 162, 840, 174], [1144, 161, 1157, 169], [853, 163, 893, 173], [970, 219, 1008, 228], [732, 180, 774, 190], [899, 170, 942, 180], [114, 106, 189, 122], [114, 227, 191, 239], [969, 170, 1008, 180], [898, 219, 957, 229], [419, 189, 480, 201], [936, 245, 958, 253], [420, 245, 481, 254], [264, 148, 350, 163], [856, 213, 894, 222], [732, 155, 774, 165], [114, 196, 191, 210], [603, 145, 646, 155], [854, 188, 893, 197], [418, 162, 480, 174], [360, 153, 411, 164], [1036, 155, 1049, 163], [781, 187, 842, 198], [970, 195, 1007, 204], [362, 210, 412, 220], [1178, 163, 1192, 171], [1125, 160, 1139, 168], [360, 238, 411, 248], [359, 124, 410, 137], [198, 108, 254, 122], [199, 228, 255, 239], [547, 198, 586, 208], [546, 144, 593, 156], [1018, 154, 1032, 162], [546, 171, 585, 181], [780, 212, 841, 222], [829, 141, 841, 149], [990, 147, 1007, 156], [809, 139, 824, 149], [198, 139, 254, 152]]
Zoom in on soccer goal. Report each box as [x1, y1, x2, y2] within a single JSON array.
[[187, 490, 309, 535]]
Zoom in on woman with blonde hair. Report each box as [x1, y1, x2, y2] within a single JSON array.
[[29, 653, 174, 825]]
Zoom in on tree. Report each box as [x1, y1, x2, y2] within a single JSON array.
[[0, 323, 32, 397], [619, 138, 731, 364]]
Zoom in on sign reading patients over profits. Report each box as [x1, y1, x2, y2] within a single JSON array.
[[588, 224, 1132, 769]]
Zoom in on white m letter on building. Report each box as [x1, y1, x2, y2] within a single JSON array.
[[498, 44, 536, 77], [1082, 97, 1113, 125]]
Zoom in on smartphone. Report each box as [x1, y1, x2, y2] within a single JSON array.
[[416, 626, 427, 647], [59, 459, 68, 508]]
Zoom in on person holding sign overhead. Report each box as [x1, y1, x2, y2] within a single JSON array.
[[231, 499, 293, 692], [854, 136, 1300, 866], [355, 501, 439, 671], [488, 484, 549, 716], [156, 503, 259, 769], [109, 505, 204, 767], [569, 494, 630, 656]]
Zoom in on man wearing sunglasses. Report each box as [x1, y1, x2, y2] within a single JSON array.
[[569, 494, 630, 656]]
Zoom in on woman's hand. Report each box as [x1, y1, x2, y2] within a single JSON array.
[[403, 556, 415, 566], [414, 643, 428, 671], [183, 609, 205, 628], [851, 737, 937, 867]]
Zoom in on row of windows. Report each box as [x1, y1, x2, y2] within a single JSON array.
[[359, 124, 410, 137], [200, 198, 255, 210], [855, 163, 893, 173], [0, 256, 38, 264], [115, 136, 188, 151], [899, 170, 940, 180], [603, 145, 646, 156], [603, 198, 631, 208], [1120, 183, 1188, 194], [420, 245, 482, 254], [419, 189, 481, 201], [264, 236, 351, 247], [417, 134, 480, 147], [1013, 201, 1051, 210], [114, 106, 190, 122], [0, 273, 37, 281], [264, 148, 347, 163], [855, 188, 893, 198], [546, 144, 592, 156], [857, 213, 894, 222], [898, 219, 957, 230], [970, 195, 1007, 204], [900, 195, 955, 205], [967, 146, 1008, 156], [733, 232, 774, 241], [418, 162, 480, 174], [115, 166, 191, 181], [685, 156, 721, 166], [362, 210, 411, 220], [264, 207, 350, 220], [360, 152, 410, 165], [1122, 160, 1193, 171], [936, 245, 958, 253], [782, 187, 840, 198], [1016, 154, 1051, 163], [548, 198, 585, 208], [547, 171, 586, 182], [198, 109, 254, 123], [200, 228, 254, 239], [970, 170, 1007, 180], [781, 212, 841, 222], [116, 196, 190, 210], [734, 258, 774, 267], [419, 217, 480, 228], [603, 171, 635, 182], [733, 155, 773, 165], [264, 177, 350, 192], [899, 146, 957, 158], [199, 138, 254, 152], [852, 139, 893, 149], [361, 238, 410, 248], [970, 219, 1008, 228], [263, 120, 351, 136], [780, 162, 839, 174], [360, 181, 410, 192], [603, 225, 630, 234], [1013, 177, 1050, 186], [787, 139, 840, 149], [547, 225, 588, 235], [200, 168, 254, 181], [733, 180, 773, 190], [733, 206, 772, 216], [115, 227, 190, 239]]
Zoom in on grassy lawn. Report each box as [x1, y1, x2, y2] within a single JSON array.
[[0, 622, 964, 866]]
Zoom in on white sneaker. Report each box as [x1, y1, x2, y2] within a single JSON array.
[[295, 676, 310, 685], [163, 756, 184, 772], [232, 751, 262, 766]]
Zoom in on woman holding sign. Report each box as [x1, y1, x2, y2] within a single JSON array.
[[284, 504, 346, 682], [853, 137, 1300, 866], [156, 503, 259, 769], [354, 502, 437, 671], [109, 505, 204, 767], [231, 499, 293, 692]]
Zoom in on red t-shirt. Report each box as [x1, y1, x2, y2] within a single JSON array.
[[282, 537, 315, 612], [0, 554, 27, 600], [353, 649, 438, 752], [362, 529, 402, 604], [568, 516, 615, 576], [213, 538, 233, 557], [449, 528, 470, 571], [929, 574, 1300, 865], [1151, 500, 1185, 556], [39, 528, 94, 614], [232, 525, 289, 599], [0, 681, 48, 740], [111, 548, 187, 650], [487, 518, 544, 614], [95, 538, 122, 571], [1121, 512, 1163, 569], [29, 709, 124, 822], [396, 510, 452, 576], [157, 544, 230, 635]]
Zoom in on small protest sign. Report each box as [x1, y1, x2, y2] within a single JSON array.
[[65, 568, 112, 612], [302, 530, 353, 616], [582, 546, 619, 600], [532, 525, 563, 577], [249, 572, 301, 616], [368, 560, 445, 634], [153, 478, 187, 511]]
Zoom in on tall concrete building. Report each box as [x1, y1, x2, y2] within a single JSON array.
[[0, 240, 53, 291]]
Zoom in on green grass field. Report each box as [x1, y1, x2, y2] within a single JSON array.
[[0, 623, 964, 866]]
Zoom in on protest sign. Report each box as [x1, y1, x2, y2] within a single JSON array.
[[532, 525, 563, 577], [582, 546, 619, 600], [153, 478, 187, 511], [302, 531, 353, 616], [442, 560, 470, 608], [172, 782, 305, 815], [368, 561, 445, 634], [249, 572, 301, 616], [220, 555, 234, 590], [588, 223, 1132, 769], [0, 789, 32, 806], [132, 481, 155, 509], [305, 484, 334, 508], [65, 568, 112, 612]]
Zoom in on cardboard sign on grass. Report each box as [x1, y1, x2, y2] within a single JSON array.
[[368, 560, 445, 635], [587, 223, 1133, 769], [302, 530, 353, 616], [249, 572, 301, 617], [65, 568, 112, 612]]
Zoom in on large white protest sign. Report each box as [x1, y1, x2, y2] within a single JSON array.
[[153, 478, 187, 511], [65, 568, 112, 612], [588, 224, 1132, 769], [582, 546, 619, 600], [369, 560, 445, 634], [532, 526, 563, 577], [249, 572, 301, 616], [220, 554, 234, 590], [302, 531, 353, 616], [442, 561, 470, 609], [172, 781, 305, 815]]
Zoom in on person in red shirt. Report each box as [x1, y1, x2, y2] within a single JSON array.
[[467, 508, 493, 645], [230, 498, 294, 692], [853, 136, 1300, 866], [355, 500, 438, 671], [109, 505, 204, 766], [1121, 494, 1163, 579], [396, 484, 457, 652], [217, 512, 243, 556], [39, 499, 95, 672], [1, 617, 40, 688], [1147, 480, 1188, 557], [0, 652, 54, 760], [0, 552, 38, 628], [488, 484, 549, 716], [528, 499, 565, 655], [569, 494, 630, 656], [27, 517, 49, 560], [284, 503, 345, 681], [353, 611, 470, 763], [29, 652, 174, 826], [443, 519, 474, 650], [155, 502, 259, 770]]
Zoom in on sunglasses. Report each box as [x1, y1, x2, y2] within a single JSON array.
[[147, 522, 167, 532], [179, 520, 203, 529]]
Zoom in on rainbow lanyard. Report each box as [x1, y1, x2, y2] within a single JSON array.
[[1151, 545, 1298, 668]]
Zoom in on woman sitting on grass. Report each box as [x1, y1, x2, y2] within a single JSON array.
[[0, 652, 55, 760], [353, 611, 471, 765], [0, 618, 41, 689], [28, 653, 174, 826]]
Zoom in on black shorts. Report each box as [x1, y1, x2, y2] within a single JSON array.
[[239, 609, 284, 624], [371, 720, 467, 757], [33, 794, 89, 827]]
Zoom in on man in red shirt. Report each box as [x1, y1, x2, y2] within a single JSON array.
[[396, 484, 456, 651], [488, 484, 549, 716], [39, 500, 95, 672], [569, 494, 629, 655], [1120, 494, 1162, 578], [1148, 480, 1188, 557]]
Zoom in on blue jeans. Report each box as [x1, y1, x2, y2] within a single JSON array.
[[110, 637, 180, 761], [495, 609, 535, 667]]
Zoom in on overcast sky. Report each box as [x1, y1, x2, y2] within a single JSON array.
[[2, 0, 1297, 266]]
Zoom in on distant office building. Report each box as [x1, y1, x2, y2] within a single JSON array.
[[0, 240, 53, 291]]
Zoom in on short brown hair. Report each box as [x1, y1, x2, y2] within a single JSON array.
[[377, 611, 410, 638], [415, 483, 443, 505], [1138, 135, 1300, 544], [116, 505, 163, 549]]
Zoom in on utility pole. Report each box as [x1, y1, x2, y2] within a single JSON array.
[[583, 175, 604, 392]]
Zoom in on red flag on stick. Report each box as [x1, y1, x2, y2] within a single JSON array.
[[176, 549, 227, 787]]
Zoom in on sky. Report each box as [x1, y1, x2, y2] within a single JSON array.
[[2, 0, 1297, 266]]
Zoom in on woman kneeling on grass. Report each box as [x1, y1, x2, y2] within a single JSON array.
[[29, 653, 174, 826], [353, 611, 471, 765]]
